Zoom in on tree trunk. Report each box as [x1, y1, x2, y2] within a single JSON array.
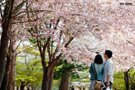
[[32, 86, 34, 90], [0, 36, 17, 90], [42, 65, 55, 90], [20, 82, 25, 90], [59, 72, 71, 90], [17, 87, 19, 90], [0, 19, 10, 89], [124, 71, 130, 90], [0, 0, 14, 88], [0, 56, 10, 90], [7, 52, 16, 90]]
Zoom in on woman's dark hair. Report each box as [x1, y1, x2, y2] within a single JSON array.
[[94, 55, 103, 64], [105, 50, 113, 58]]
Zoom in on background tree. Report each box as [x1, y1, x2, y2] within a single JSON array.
[[16, 47, 43, 90], [128, 69, 135, 89], [112, 71, 126, 90], [0, 0, 49, 89], [24, 1, 114, 89], [53, 59, 88, 90], [0, 0, 135, 90], [0, 0, 15, 87]]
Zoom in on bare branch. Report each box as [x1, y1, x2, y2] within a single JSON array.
[[34, 26, 42, 54], [37, 39, 42, 53], [47, 42, 51, 62], [12, 1, 26, 17], [50, 37, 74, 67], [51, 53, 62, 67], [13, 18, 39, 24], [17, 44, 37, 54], [15, 40, 22, 51], [43, 37, 51, 55], [26, 0, 31, 22], [0, 6, 3, 19], [65, 37, 74, 48], [70, 13, 81, 16], [50, 39, 53, 61], [126, 40, 135, 46], [52, 31, 63, 60], [12, 10, 52, 18], [54, 18, 60, 30]]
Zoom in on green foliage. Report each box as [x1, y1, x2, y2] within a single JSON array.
[[54, 59, 88, 80], [16, 47, 43, 88], [52, 80, 60, 90], [28, 37, 37, 44], [54, 59, 75, 79], [129, 69, 135, 88], [23, 48, 40, 56], [104, 70, 135, 90], [16, 58, 43, 87], [53, 59, 90, 88], [112, 71, 126, 90]]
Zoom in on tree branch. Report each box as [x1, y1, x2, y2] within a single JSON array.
[[52, 31, 63, 60], [47, 41, 51, 62], [13, 18, 40, 24], [12, 0, 26, 17], [33, 26, 42, 54], [12, 10, 52, 18], [50, 37, 74, 67], [51, 53, 62, 67], [126, 40, 135, 47], [50, 40, 53, 61], [26, 0, 31, 22], [15, 40, 22, 51], [64, 37, 74, 48], [0, 7, 3, 20], [17, 44, 37, 54], [54, 18, 60, 30], [43, 37, 51, 55]]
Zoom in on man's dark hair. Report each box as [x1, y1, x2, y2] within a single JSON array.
[[105, 50, 113, 58], [94, 55, 103, 64]]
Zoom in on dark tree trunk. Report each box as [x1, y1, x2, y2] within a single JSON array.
[[1, 45, 16, 90], [0, 0, 14, 88], [0, 56, 10, 90], [59, 72, 71, 90], [32, 86, 34, 90], [42, 65, 55, 90], [7, 52, 16, 90], [124, 71, 130, 90], [17, 87, 19, 90], [0, 18, 10, 89], [20, 82, 25, 90]]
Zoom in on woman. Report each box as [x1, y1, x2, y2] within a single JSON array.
[[89, 54, 105, 90]]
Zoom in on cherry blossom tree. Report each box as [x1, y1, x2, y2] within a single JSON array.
[[0, 0, 135, 90], [0, 0, 16, 88], [63, 0, 135, 73], [99, 1, 135, 72], [23, 0, 116, 90], [0, 0, 48, 89]]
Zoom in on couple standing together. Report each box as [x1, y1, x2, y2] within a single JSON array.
[[89, 50, 113, 90]]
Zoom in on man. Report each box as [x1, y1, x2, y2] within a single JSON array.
[[103, 50, 114, 90]]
